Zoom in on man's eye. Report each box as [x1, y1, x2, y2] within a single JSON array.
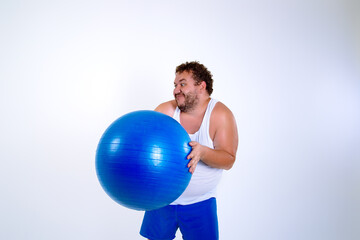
[[174, 83, 185, 88]]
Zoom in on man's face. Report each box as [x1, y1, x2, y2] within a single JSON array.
[[173, 71, 200, 112]]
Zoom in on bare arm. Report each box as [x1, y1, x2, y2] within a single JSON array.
[[187, 102, 238, 172]]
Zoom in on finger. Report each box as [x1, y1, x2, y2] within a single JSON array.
[[187, 159, 194, 168], [189, 141, 197, 147], [190, 164, 197, 174], [187, 157, 197, 168], [187, 157, 199, 168]]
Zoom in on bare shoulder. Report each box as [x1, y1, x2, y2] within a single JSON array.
[[154, 100, 177, 117], [210, 101, 238, 137], [212, 101, 236, 121]]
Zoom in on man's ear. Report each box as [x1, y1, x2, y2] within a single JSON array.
[[200, 81, 207, 92]]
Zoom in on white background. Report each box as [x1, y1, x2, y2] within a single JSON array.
[[1, 0, 359, 239]]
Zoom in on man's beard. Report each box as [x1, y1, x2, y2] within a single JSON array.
[[175, 92, 199, 113]]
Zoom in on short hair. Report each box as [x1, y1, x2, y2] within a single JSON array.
[[175, 61, 213, 95]]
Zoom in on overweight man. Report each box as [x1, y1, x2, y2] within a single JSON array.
[[140, 61, 238, 240]]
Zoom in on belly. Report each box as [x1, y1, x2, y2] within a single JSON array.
[[178, 161, 223, 199]]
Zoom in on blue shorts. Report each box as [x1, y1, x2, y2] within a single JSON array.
[[140, 197, 218, 240]]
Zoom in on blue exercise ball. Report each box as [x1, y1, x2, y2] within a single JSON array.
[[96, 110, 192, 211]]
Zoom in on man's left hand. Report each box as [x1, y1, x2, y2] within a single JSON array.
[[187, 141, 204, 174]]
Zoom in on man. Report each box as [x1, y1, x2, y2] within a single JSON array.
[[140, 61, 238, 240]]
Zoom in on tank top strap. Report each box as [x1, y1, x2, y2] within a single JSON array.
[[202, 98, 218, 124], [198, 98, 218, 148], [173, 106, 181, 123]]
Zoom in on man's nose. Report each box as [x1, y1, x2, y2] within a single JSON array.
[[174, 85, 181, 94]]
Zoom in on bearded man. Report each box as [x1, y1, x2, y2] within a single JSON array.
[[140, 61, 238, 240]]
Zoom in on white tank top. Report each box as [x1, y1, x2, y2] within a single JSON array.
[[171, 98, 223, 205]]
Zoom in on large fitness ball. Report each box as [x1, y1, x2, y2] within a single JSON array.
[[96, 110, 192, 211]]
